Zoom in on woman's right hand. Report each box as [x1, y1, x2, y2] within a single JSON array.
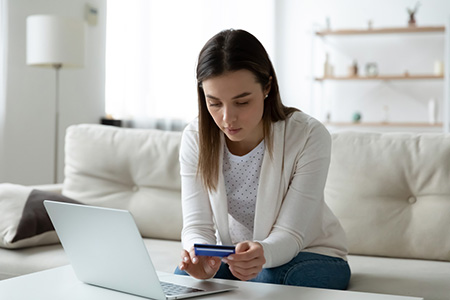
[[179, 247, 221, 280]]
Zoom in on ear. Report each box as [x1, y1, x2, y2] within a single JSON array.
[[264, 76, 273, 97]]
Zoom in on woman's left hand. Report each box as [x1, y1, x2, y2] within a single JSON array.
[[222, 241, 265, 281]]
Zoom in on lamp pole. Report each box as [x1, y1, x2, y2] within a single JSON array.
[[26, 15, 85, 183], [53, 63, 62, 183]]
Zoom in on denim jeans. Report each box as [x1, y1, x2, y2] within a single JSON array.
[[175, 252, 351, 290]]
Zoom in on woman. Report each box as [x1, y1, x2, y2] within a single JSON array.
[[176, 29, 350, 290]]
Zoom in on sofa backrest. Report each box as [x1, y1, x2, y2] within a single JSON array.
[[325, 131, 450, 261], [63, 125, 450, 261], [63, 124, 183, 241]]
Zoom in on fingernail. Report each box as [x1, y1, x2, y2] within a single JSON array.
[[183, 257, 188, 262], [192, 257, 198, 263], [222, 258, 228, 263], [210, 259, 216, 266], [227, 256, 234, 260]]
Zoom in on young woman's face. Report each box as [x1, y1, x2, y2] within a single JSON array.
[[202, 69, 270, 155]]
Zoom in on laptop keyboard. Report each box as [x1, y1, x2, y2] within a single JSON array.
[[161, 281, 205, 296]]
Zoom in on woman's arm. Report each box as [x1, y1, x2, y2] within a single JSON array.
[[178, 126, 223, 279], [258, 120, 334, 268], [179, 126, 217, 249]]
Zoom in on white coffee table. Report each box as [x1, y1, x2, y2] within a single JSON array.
[[0, 266, 423, 300]]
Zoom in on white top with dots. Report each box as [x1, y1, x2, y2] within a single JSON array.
[[223, 140, 265, 244]]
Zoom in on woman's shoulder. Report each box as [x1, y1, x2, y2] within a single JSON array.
[[183, 117, 199, 133], [284, 111, 329, 135], [180, 118, 200, 151], [275, 111, 331, 152], [277, 111, 331, 156]]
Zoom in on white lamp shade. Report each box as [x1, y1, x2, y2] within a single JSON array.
[[27, 15, 85, 68]]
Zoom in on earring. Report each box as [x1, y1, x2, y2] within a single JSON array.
[[265, 94, 268, 99]]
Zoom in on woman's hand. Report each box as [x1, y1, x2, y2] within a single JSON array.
[[222, 241, 265, 281], [179, 247, 221, 280]]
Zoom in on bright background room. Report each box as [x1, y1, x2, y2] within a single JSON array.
[[105, 0, 275, 129], [0, 0, 449, 185]]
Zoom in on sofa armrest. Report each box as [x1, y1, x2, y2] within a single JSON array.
[[27, 184, 63, 194]]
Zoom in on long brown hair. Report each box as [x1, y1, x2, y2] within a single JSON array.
[[196, 29, 298, 192]]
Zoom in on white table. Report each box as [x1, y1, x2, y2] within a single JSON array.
[[0, 266, 423, 300]]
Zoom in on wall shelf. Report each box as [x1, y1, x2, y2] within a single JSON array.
[[315, 74, 444, 81], [316, 26, 445, 36], [325, 122, 443, 127], [311, 23, 448, 132]]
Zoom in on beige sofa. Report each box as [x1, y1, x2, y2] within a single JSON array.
[[1, 124, 449, 300]]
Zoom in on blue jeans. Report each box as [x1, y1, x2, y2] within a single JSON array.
[[175, 252, 351, 290]]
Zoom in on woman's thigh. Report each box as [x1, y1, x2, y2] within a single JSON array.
[[250, 252, 351, 290]]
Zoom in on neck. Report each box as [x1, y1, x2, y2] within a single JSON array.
[[226, 138, 264, 156]]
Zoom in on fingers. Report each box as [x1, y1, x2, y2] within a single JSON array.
[[228, 265, 261, 281], [180, 242, 265, 281], [179, 249, 189, 271], [179, 247, 221, 280], [222, 241, 265, 281], [228, 241, 265, 262], [225, 256, 264, 280], [235, 241, 251, 253], [179, 248, 198, 271], [205, 256, 221, 272]]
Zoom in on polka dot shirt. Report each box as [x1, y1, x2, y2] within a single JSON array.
[[223, 140, 265, 244]]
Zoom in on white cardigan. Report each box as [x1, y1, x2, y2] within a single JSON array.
[[179, 111, 348, 268]]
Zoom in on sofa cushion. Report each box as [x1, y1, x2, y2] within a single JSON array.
[[347, 255, 450, 300], [0, 238, 181, 280], [325, 132, 450, 261], [62, 124, 183, 241], [0, 183, 80, 249]]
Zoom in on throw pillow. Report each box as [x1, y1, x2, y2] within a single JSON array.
[[0, 183, 81, 249]]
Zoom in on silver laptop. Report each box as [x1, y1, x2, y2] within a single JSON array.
[[44, 200, 237, 300]]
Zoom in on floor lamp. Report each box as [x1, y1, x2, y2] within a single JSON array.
[[26, 15, 85, 183]]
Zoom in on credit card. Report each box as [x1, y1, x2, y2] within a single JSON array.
[[194, 244, 236, 257]]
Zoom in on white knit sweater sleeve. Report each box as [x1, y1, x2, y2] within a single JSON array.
[[257, 118, 334, 268], [179, 122, 217, 250]]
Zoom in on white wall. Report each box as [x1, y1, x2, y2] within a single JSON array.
[[0, 0, 8, 182], [105, 0, 275, 123], [0, 0, 106, 185], [275, 0, 450, 130], [1, 0, 448, 185]]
